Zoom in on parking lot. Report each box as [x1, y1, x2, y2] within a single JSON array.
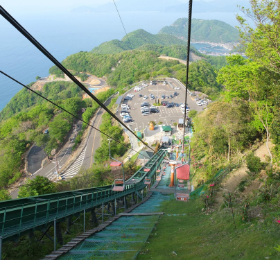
[[117, 78, 206, 131]]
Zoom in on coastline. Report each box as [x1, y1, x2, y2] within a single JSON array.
[[191, 41, 237, 51]]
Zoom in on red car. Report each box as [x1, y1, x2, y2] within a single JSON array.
[[161, 101, 167, 106]]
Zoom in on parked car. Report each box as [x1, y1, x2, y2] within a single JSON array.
[[174, 92, 178, 96], [161, 95, 165, 99], [170, 95, 173, 99], [143, 95, 148, 100], [121, 105, 129, 110], [174, 87, 180, 90], [174, 103, 179, 107], [123, 115, 132, 120], [167, 103, 174, 108], [120, 112, 130, 117], [161, 101, 168, 106], [123, 118, 133, 123], [142, 111, 150, 116], [124, 96, 132, 100], [150, 108, 159, 113], [141, 107, 149, 112], [139, 94, 143, 97], [141, 102, 149, 107]]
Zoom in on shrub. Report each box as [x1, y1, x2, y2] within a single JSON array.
[[188, 110, 198, 118], [0, 190, 11, 201], [246, 153, 263, 174], [238, 180, 247, 192], [18, 176, 56, 198], [8, 172, 22, 185]]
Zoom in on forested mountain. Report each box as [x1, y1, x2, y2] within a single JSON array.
[[62, 50, 221, 96], [0, 48, 222, 192], [91, 29, 188, 54], [90, 28, 227, 68], [160, 18, 239, 43]]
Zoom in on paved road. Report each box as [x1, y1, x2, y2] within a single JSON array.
[[82, 98, 113, 169], [27, 146, 46, 174], [57, 97, 113, 180]]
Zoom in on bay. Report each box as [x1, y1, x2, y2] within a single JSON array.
[[0, 11, 240, 111]]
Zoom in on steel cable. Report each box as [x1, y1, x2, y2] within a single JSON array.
[[0, 70, 152, 161], [0, 5, 154, 152], [182, 0, 193, 156]]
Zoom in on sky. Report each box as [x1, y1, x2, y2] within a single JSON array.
[[0, 0, 249, 14]]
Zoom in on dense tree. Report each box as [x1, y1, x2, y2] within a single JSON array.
[[0, 190, 11, 201], [236, 0, 280, 75], [18, 176, 56, 198]]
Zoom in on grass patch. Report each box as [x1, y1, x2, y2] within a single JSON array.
[[137, 197, 280, 260]]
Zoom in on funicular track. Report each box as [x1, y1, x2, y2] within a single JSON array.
[[0, 149, 167, 244], [56, 192, 170, 260]]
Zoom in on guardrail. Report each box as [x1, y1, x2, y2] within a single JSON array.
[[0, 149, 166, 242]]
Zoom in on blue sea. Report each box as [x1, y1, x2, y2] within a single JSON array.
[[0, 11, 240, 111]]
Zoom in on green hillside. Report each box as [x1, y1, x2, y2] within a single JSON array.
[[91, 29, 188, 54], [160, 18, 239, 43]]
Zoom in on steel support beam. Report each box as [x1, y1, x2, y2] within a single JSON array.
[[0, 236, 2, 260], [91, 208, 98, 226], [84, 209, 86, 233], [54, 218, 57, 251], [102, 203, 104, 224]]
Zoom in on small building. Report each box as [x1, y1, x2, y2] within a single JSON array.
[[137, 151, 154, 165], [162, 136, 170, 147], [162, 125, 172, 136], [177, 119, 185, 132], [136, 131, 142, 139]]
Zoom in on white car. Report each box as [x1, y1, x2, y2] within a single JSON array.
[[196, 102, 202, 106], [174, 87, 180, 90], [142, 112, 150, 116], [120, 112, 130, 117], [121, 104, 129, 108], [123, 116, 132, 121], [141, 108, 149, 112], [143, 96, 148, 100]]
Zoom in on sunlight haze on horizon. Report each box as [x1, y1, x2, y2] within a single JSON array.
[[1, 0, 250, 14]]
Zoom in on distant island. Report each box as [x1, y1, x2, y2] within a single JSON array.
[[162, 0, 250, 13], [71, 0, 182, 13], [159, 18, 239, 45], [71, 0, 250, 13]]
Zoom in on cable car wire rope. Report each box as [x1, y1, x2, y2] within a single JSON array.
[[0, 70, 152, 161], [182, 0, 193, 155], [0, 5, 154, 152], [112, 0, 132, 49]]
